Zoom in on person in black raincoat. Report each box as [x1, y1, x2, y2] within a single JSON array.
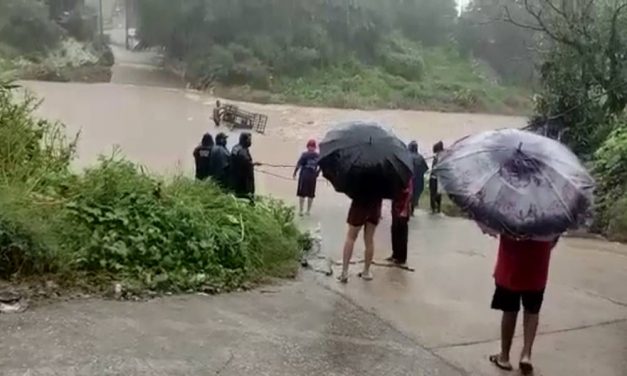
[[230, 132, 256, 199], [193, 133, 214, 180], [209, 132, 230, 188], [429, 141, 444, 213], [408, 141, 429, 216]]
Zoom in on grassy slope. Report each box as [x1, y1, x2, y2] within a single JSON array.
[[215, 47, 531, 114]]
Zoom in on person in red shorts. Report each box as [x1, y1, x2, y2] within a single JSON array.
[[489, 235, 559, 375], [338, 198, 383, 283]]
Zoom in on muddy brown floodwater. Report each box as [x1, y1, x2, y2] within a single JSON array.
[[22, 80, 525, 201]]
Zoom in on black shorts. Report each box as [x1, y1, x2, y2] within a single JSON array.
[[491, 285, 545, 314]]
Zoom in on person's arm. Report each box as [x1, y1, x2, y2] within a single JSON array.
[[421, 159, 429, 175], [293, 154, 304, 178]]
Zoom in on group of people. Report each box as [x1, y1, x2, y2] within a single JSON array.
[[193, 131, 257, 200], [338, 139, 442, 282], [196, 129, 555, 374], [338, 139, 557, 375]]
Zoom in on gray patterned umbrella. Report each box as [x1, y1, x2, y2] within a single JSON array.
[[433, 129, 595, 238]]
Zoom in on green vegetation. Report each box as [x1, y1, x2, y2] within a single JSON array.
[[0, 82, 303, 293], [137, 0, 529, 113], [489, 0, 627, 239], [0, 0, 113, 83]]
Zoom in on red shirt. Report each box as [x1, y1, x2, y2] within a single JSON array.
[[494, 236, 556, 291], [392, 179, 413, 218]]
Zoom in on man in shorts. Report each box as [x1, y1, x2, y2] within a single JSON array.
[[489, 235, 559, 375], [338, 198, 383, 283]]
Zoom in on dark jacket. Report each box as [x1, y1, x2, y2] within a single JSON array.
[[230, 144, 255, 197], [209, 145, 230, 187], [193, 145, 212, 180], [194, 133, 214, 180], [411, 152, 429, 195]]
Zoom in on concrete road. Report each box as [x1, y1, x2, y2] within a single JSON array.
[[0, 279, 465, 376], [9, 50, 627, 375]]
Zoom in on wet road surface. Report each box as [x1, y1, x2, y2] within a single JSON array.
[[6, 51, 627, 375]]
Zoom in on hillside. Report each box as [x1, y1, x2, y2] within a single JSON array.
[[137, 0, 530, 114]]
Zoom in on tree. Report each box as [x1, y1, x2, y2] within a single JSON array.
[[457, 0, 537, 85], [503, 0, 627, 154]]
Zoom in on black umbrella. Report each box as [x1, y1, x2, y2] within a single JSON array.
[[433, 129, 595, 238], [319, 121, 413, 200]]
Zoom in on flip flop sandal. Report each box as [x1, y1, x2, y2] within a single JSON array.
[[357, 272, 373, 281], [337, 273, 348, 284], [489, 355, 513, 371], [519, 362, 534, 375]]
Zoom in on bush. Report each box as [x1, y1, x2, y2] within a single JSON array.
[[186, 44, 270, 90], [275, 47, 321, 76], [593, 118, 627, 235], [0, 0, 64, 54], [381, 52, 425, 81], [606, 195, 627, 242], [376, 34, 425, 81], [0, 83, 301, 291], [55, 157, 300, 290]]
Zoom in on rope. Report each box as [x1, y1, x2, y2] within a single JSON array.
[[255, 168, 328, 182]]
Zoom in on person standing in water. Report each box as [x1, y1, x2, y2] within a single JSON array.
[[408, 141, 429, 215], [230, 132, 257, 200], [212, 100, 223, 127], [293, 139, 320, 216], [209, 132, 230, 188], [193, 133, 214, 181], [429, 141, 444, 214]]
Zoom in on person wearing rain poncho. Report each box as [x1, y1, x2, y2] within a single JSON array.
[[429, 141, 444, 214], [230, 132, 257, 200], [209, 132, 230, 188], [408, 141, 429, 215], [193, 133, 214, 181]]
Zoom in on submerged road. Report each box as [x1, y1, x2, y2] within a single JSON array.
[[3, 49, 626, 375]]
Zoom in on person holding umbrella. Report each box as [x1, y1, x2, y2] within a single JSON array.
[[408, 141, 429, 215], [318, 121, 413, 283], [293, 139, 320, 216], [434, 129, 594, 375], [488, 234, 559, 374]]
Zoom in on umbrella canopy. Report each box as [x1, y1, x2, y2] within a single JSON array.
[[433, 129, 595, 238], [319, 121, 413, 200]]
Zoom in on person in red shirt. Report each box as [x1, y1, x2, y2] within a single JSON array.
[[387, 179, 413, 265], [489, 235, 559, 375]]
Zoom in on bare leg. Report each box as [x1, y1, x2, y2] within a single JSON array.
[[306, 198, 313, 214], [497, 312, 518, 367], [298, 197, 304, 215], [340, 225, 361, 282], [520, 312, 539, 373], [360, 222, 376, 279]]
